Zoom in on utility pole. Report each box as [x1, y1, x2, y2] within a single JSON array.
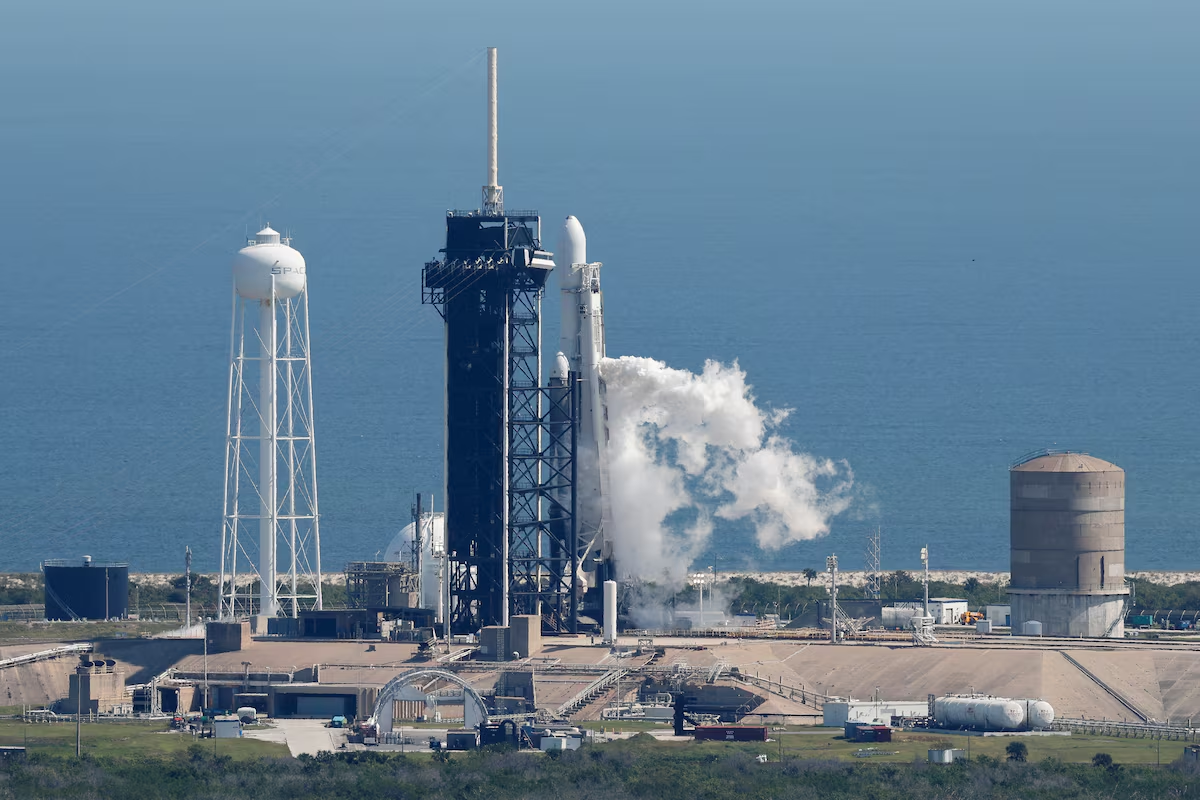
[[415, 491, 424, 609], [75, 666, 82, 757], [203, 624, 209, 710], [411, 494, 423, 573], [827, 555, 839, 644], [185, 546, 192, 627]]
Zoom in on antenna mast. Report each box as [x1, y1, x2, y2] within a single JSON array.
[[482, 46, 503, 215], [865, 527, 881, 600]]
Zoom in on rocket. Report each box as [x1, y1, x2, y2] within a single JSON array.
[[552, 216, 614, 586]]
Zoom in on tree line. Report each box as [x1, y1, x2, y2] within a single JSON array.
[[0, 738, 1197, 799]]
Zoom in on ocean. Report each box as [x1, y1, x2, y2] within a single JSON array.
[[1, 1, 1198, 576]]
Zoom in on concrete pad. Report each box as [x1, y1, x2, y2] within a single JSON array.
[[246, 719, 347, 757]]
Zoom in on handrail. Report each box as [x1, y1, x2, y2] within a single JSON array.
[[555, 668, 627, 719], [0, 643, 92, 671]]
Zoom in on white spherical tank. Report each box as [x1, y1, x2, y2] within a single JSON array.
[[233, 226, 306, 301], [1027, 700, 1055, 730]]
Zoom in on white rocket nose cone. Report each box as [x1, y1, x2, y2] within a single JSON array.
[[553, 351, 570, 381], [560, 215, 587, 266]]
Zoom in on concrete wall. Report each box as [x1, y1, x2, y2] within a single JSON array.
[[68, 668, 127, 714], [1009, 589, 1127, 638], [206, 621, 251, 653], [510, 615, 541, 658], [479, 626, 510, 661]]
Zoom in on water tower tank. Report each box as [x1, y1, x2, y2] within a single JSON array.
[[1009, 451, 1128, 638], [232, 226, 306, 301], [1011, 452, 1124, 592]]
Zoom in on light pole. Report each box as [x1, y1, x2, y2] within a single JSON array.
[[185, 546, 192, 627]]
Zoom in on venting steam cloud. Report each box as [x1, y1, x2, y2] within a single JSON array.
[[600, 356, 854, 584]]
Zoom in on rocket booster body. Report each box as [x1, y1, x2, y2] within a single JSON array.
[[553, 216, 613, 583]]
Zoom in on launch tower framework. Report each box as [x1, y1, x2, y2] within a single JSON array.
[[422, 210, 579, 634]]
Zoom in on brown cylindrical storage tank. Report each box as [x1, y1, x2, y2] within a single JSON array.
[[1009, 451, 1129, 638]]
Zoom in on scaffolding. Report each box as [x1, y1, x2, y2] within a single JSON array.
[[345, 562, 420, 610], [422, 212, 577, 634]]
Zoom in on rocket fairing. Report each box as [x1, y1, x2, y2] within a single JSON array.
[[556, 215, 614, 583]]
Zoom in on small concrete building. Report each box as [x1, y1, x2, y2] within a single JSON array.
[[206, 621, 251, 653], [927, 599, 969, 625], [510, 615, 542, 659], [985, 605, 1011, 626], [1009, 452, 1129, 638], [479, 626, 511, 661]]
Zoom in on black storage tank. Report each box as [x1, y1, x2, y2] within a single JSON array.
[[42, 557, 129, 620]]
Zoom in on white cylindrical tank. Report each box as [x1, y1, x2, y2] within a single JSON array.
[[603, 580, 618, 643], [933, 697, 1025, 731], [1026, 700, 1055, 730], [233, 226, 306, 301]]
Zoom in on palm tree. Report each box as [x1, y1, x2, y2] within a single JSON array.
[[802, 568, 818, 587]]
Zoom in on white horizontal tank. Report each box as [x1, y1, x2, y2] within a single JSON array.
[[933, 697, 1024, 731], [233, 226, 306, 301], [1026, 700, 1055, 730]]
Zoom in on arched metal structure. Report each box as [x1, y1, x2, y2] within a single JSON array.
[[371, 668, 489, 732]]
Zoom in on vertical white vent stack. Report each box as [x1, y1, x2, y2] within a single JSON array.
[[482, 47, 504, 215], [603, 580, 618, 644]]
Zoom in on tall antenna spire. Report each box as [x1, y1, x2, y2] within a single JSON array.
[[482, 46, 504, 215]]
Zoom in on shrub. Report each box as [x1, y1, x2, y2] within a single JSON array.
[[1005, 741, 1028, 762]]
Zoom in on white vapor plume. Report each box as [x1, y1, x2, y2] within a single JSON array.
[[600, 356, 853, 585]]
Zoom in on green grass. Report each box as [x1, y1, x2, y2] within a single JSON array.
[[0, 619, 179, 644], [0, 719, 287, 760], [691, 729, 1190, 765]]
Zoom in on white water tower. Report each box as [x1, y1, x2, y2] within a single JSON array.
[[219, 226, 323, 625]]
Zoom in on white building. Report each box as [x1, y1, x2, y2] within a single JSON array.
[[927, 598, 969, 625], [985, 605, 1011, 626], [822, 699, 929, 728]]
